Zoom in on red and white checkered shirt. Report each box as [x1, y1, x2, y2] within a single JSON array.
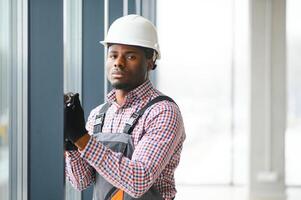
[[65, 80, 185, 200]]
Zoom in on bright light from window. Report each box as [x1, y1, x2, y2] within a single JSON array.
[[286, 0, 301, 186], [156, 0, 249, 186]]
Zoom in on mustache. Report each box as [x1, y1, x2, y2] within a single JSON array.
[[111, 68, 126, 73]]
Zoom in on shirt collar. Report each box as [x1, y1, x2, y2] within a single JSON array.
[[106, 79, 153, 107]]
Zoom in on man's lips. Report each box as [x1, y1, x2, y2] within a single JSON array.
[[111, 71, 125, 78]]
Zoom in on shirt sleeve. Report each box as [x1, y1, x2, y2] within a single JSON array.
[[80, 102, 184, 198], [64, 105, 102, 190], [65, 150, 95, 191]]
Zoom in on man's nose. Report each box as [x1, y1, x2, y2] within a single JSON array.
[[114, 56, 125, 68]]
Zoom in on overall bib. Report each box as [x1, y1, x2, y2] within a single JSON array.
[[92, 96, 175, 200]]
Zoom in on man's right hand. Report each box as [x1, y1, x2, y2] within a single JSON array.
[[64, 93, 88, 144]]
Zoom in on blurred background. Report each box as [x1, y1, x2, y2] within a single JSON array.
[[0, 0, 300, 199]]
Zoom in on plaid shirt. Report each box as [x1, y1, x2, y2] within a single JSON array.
[[65, 80, 185, 200]]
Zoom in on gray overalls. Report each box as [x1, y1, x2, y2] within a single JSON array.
[[92, 96, 175, 200]]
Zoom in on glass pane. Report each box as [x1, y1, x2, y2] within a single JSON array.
[[157, 0, 233, 184], [286, 0, 301, 186], [0, 0, 10, 199], [64, 0, 82, 199], [157, 0, 248, 186], [232, 0, 249, 185]]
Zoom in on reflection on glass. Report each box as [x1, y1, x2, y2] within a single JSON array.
[[286, 0, 301, 186], [0, 0, 10, 199], [157, 0, 248, 186]]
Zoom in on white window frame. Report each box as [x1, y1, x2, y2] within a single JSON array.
[[9, 0, 28, 199], [63, 0, 83, 199]]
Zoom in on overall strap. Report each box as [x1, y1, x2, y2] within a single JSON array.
[[93, 102, 111, 134], [122, 95, 176, 135]]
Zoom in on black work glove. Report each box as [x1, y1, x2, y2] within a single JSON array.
[[64, 140, 77, 151], [64, 93, 88, 144], [64, 93, 77, 150]]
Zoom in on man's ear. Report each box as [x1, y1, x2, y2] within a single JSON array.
[[146, 58, 154, 71]]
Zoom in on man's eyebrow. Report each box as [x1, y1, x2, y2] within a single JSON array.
[[108, 50, 139, 54], [124, 51, 139, 54]]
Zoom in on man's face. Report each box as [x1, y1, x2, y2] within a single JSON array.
[[106, 44, 153, 91]]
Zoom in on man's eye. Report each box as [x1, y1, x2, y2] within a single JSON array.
[[127, 55, 136, 60], [109, 55, 117, 59]]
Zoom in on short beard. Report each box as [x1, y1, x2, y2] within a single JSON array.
[[111, 82, 133, 91]]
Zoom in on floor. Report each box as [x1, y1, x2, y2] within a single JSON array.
[[175, 185, 301, 200]]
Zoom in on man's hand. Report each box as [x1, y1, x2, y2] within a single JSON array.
[[64, 93, 88, 144]]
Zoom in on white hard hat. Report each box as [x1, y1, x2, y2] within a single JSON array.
[[100, 14, 161, 59]]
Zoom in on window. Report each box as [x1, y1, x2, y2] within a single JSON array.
[[0, 0, 28, 199], [64, 0, 82, 199], [0, 0, 10, 199], [286, 0, 301, 186], [156, 0, 249, 186]]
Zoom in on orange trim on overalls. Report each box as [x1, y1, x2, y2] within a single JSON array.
[[111, 189, 124, 200]]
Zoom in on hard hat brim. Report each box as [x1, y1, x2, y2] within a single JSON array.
[[99, 40, 161, 60]]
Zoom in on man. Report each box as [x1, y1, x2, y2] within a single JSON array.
[[64, 15, 185, 200]]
